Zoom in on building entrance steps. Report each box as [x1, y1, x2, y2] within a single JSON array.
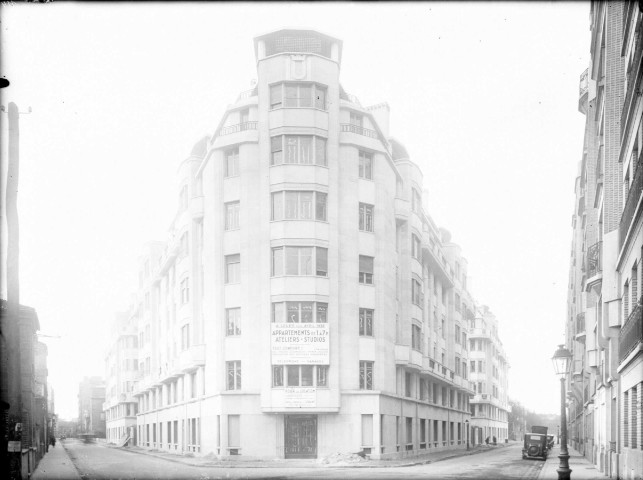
[[537, 445, 606, 480], [112, 441, 512, 469], [31, 440, 82, 480]]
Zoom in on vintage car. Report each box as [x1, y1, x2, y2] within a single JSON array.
[[522, 433, 549, 460]]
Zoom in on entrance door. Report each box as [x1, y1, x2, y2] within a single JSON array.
[[285, 415, 317, 458]]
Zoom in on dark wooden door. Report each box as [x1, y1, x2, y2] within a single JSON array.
[[284, 415, 317, 458]]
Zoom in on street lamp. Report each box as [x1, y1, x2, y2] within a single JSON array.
[[551, 344, 573, 480], [465, 419, 470, 450]]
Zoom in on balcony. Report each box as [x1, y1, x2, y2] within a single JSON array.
[[219, 121, 258, 136], [236, 88, 257, 102], [178, 344, 206, 372], [340, 123, 379, 140], [575, 313, 586, 342], [619, 156, 643, 251], [585, 241, 602, 291], [619, 301, 643, 364]]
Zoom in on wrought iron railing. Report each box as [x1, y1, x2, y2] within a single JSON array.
[[587, 241, 602, 278], [619, 155, 643, 250], [579, 68, 589, 98], [219, 121, 258, 136], [619, 300, 642, 363]]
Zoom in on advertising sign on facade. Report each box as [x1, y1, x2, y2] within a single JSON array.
[[271, 323, 329, 365], [284, 388, 316, 407]]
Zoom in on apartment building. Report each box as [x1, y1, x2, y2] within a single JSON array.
[[112, 28, 509, 460], [468, 306, 510, 445], [104, 311, 139, 444], [78, 377, 106, 438], [566, 2, 643, 479]]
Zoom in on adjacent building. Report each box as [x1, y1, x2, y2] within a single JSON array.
[[78, 377, 106, 438], [107, 28, 509, 459], [468, 305, 510, 445], [566, 2, 643, 479], [104, 311, 139, 444]]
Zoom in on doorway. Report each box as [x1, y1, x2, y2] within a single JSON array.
[[284, 415, 317, 458]]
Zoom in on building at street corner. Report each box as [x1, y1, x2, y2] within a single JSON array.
[[566, 2, 643, 479], [107, 28, 509, 460], [77, 377, 106, 438], [468, 305, 510, 445]]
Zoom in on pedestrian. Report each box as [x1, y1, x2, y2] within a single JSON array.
[[485, 436, 489, 445], [49, 435, 56, 448]]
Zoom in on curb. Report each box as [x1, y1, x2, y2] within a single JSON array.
[[109, 442, 511, 469]]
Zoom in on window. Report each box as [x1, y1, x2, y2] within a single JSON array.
[[179, 185, 188, 211], [271, 246, 327, 276], [272, 301, 328, 323], [359, 255, 374, 284], [270, 82, 327, 110], [225, 254, 240, 284], [411, 234, 421, 261], [412, 278, 423, 306], [181, 324, 190, 350], [270, 135, 327, 166], [271, 191, 327, 221], [412, 324, 422, 352], [359, 361, 373, 390], [226, 308, 241, 336], [350, 112, 363, 126], [405, 372, 412, 397], [225, 202, 240, 230], [226, 361, 241, 390], [411, 188, 422, 213], [455, 325, 461, 344], [455, 294, 461, 312], [441, 317, 445, 338], [455, 356, 461, 375], [225, 148, 239, 177], [359, 151, 373, 180], [180, 278, 190, 304], [180, 231, 189, 257], [272, 365, 329, 388], [359, 203, 374, 232], [359, 308, 374, 336]]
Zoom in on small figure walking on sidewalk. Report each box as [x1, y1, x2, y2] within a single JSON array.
[[49, 434, 56, 448]]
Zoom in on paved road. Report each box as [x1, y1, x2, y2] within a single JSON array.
[[63, 439, 544, 479], [287, 444, 545, 479]]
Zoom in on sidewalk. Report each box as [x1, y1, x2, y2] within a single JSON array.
[[31, 442, 82, 480], [113, 440, 512, 469], [538, 445, 605, 480]]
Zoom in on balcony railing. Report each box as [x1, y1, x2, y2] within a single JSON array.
[[340, 123, 379, 139], [236, 88, 257, 102], [586, 241, 602, 278], [219, 121, 258, 136], [620, 153, 643, 250], [579, 68, 589, 99], [619, 300, 643, 363]]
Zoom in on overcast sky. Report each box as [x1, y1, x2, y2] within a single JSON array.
[[1, 2, 588, 420]]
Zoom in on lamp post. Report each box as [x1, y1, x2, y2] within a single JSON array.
[[465, 419, 470, 450], [551, 344, 573, 480]]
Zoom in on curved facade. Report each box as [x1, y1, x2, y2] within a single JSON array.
[[111, 29, 509, 460]]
